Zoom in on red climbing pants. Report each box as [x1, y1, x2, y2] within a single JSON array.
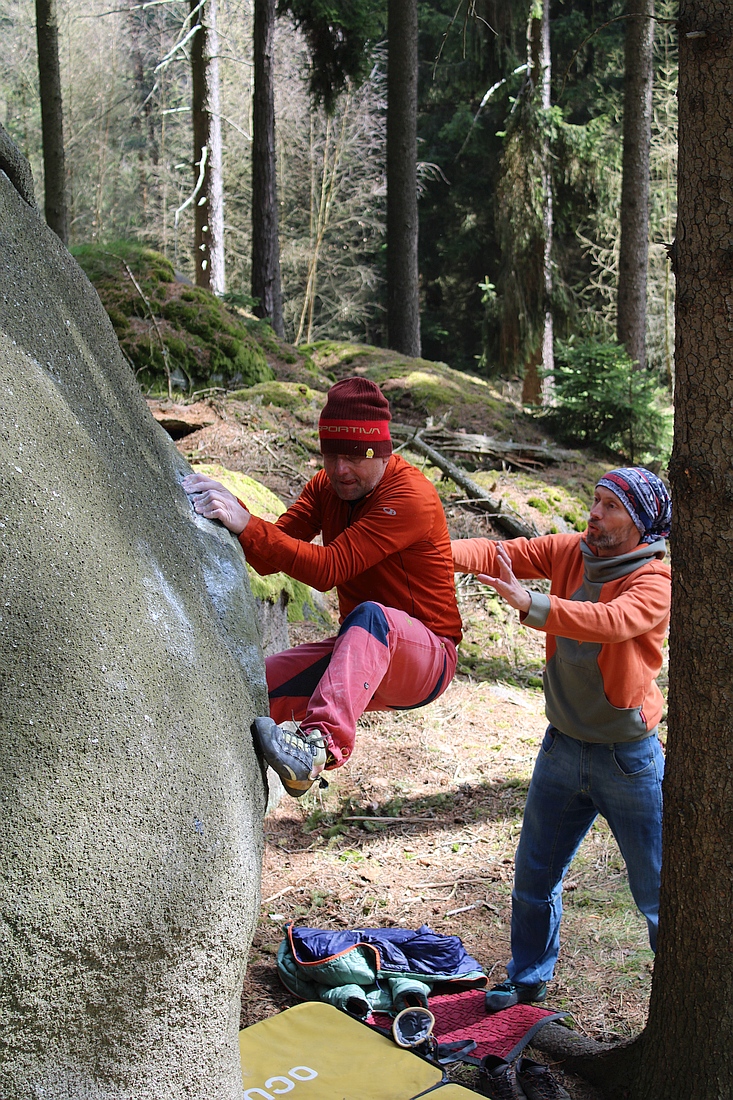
[[265, 601, 458, 767]]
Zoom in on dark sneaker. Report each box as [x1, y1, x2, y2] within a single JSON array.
[[484, 979, 547, 1013], [479, 1054, 527, 1099], [252, 718, 327, 798], [516, 1057, 570, 1100]]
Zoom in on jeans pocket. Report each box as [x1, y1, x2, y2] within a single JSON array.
[[541, 727, 557, 754], [612, 737, 657, 776]]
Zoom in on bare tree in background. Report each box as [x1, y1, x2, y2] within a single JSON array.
[[129, 0, 159, 224], [35, 0, 68, 243], [496, 0, 553, 403], [252, 0, 284, 334], [386, 0, 420, 357], [617, 0, 655, 369], [190, 0, 225, 294], [521, 0, 553, 405]]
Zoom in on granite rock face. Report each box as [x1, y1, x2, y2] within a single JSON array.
[[0, 153, 267, 1098]]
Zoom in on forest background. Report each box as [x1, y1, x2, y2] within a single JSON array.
[[1, 0, 678, 401]]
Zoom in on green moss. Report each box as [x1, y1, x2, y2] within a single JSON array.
[[302, 341, 516, 438], [457, 647, 544, 688], [246, 569, 331, 625], [106, 307, 129, 333], [302, 340, 374, 369], [72, 241, 273, 394], [191, 464, 286, 519], [230, 381, 326, 412], [73, 241, 176, 288], [527, 496, 550, 514]]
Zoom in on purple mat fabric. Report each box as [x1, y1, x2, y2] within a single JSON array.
[[370, 988, 563, 1061]]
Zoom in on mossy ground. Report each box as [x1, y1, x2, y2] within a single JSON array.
[[73, 242, 273, 394], [303, 340, 520, 435]]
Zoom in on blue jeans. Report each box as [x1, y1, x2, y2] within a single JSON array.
[[507, 727, 664, 986]]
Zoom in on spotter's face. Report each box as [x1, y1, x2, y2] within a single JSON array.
[[585, 486, 641, 557]]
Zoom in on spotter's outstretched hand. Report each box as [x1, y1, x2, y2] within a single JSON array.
[[476, 541, 531, 614]]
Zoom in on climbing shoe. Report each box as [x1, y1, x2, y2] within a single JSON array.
[[252, 718, 327, 798], [484, 979, 547, 1013], [478, 1054, 527, 1099], [516, 1057, 570, 1100]]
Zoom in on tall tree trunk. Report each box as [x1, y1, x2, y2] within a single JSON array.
[[521, 0, 553, 406], [129, 1, 159, 226], [190, 0, 225, 295], [616, 0, 654, 369], [387, 0, 420, 358], [35, 0, 68, 243], [251, 0, 284, 335], [633, 0, 733, 1091], [567, 2, 733, 1096]]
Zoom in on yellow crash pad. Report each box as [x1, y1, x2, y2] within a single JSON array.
[[422, 1085, 483, 1096], [239, 1001, 444, 1100]]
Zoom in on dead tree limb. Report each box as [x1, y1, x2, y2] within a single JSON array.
[[393, 423, 575, 469], [395, 428, 540, 540]]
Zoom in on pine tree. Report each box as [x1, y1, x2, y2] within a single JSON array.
[[35, 0, 68, 242], [252, 0, 284, 333]]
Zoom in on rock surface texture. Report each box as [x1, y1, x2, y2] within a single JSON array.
[[0, 152, 267, 1098]]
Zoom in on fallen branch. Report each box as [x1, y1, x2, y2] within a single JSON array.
[[262, 440, 309, 484], [392, 428, 539, 540], [261, 884, 299, 904], [392, 423, 575, 469], [412, 876, 497, 889], [445, 900, 498, 916]]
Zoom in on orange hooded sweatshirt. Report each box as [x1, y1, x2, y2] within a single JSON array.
[[452, 533, 670, 742], [240, 454, 462, 643]]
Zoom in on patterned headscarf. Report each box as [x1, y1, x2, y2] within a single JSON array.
[[597, 467, 672, 544]]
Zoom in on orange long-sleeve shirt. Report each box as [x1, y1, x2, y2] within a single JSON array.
[[452, 533, 670, 741], [240, 454, 462, 643]]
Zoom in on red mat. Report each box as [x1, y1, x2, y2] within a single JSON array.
[[370, 988, 566, 1063]]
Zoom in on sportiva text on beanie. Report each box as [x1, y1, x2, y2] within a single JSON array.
[[319, 378, 393, 457]]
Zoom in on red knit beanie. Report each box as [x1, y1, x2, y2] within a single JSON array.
[[319, 377, 393, 457]]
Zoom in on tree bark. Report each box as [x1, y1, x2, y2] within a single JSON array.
[[521, 0, 553, 406], [629, 2, 733, 1093], [128, 1, 159, 223], [35, 0, 68, 243], [190, 0, 225, 295], [387, 0, 420, 358], [616, 0, 654, 369], [548, 3, 733, 1097], [251, 0, 284, 335]]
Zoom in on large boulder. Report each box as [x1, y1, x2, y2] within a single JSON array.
[[0, 137, 267, 1098]]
